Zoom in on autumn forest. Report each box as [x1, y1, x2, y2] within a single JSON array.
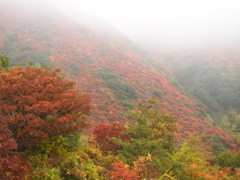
[[1, 0, 240, 179]]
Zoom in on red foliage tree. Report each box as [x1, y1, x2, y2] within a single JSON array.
[[0, 115, 27, 179], [92, 122, 129, 153], [0, 66, 91, 151]]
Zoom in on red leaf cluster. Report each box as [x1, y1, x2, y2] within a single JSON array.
[[0, 67, 91, 151], [0, 115, 27, 179], [92, 122, 129, 153], [110, 161, 142, 180]]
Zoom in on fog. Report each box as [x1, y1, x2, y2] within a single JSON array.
[[50, 0, 240, 47]]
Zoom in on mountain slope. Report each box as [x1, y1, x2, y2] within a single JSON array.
[[0, 0, 237, 151], [149, 43, 240, 127]]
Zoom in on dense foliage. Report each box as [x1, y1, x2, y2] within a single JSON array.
[[0, 115, 28, 179], [0, 62, 240, 179], [1, 0, 240, 179], [0, 66, 91, 151], [0, 61, 91, 179], [113, 99, 177, 160], [157, 47, 240, 131], [1, 1, 237, 155]]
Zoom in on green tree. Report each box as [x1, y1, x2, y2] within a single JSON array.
[[0, 54, 10, 71], [228, 111, 237, 123], [206, 114, 214, 123], [113, 99, 178, 162], [235, 115, 240, 122], [220, 116, 231, 130], [158, 142, 207, 180], [236, 133, 240, 144], [235, 115, 240, 132], [215, 150, 240, 170]]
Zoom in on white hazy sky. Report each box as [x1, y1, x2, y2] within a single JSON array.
[[50, 0, 240, 46]]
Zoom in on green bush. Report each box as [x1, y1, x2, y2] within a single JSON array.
[[98, 68, 138, 101], [216, 150, 240, 170], [83, 56, 95, 63], [70, 62, 79, 76], [7, 33, 19, 42], [152, 89, 163, 98], [122, 101, 134, 108]]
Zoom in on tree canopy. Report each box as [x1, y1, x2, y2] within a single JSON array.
[[0, 66, 91, 152]]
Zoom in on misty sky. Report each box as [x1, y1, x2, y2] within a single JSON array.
[[50, 0, 240, 46]]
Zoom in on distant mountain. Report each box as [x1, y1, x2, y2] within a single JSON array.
[[0, 0, 237, 151]]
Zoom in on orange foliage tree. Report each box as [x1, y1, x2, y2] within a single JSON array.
[[110, 161, 142, 180], [0, 66, 91, 151]]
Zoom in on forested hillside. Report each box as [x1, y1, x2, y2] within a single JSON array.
[[0, 0, 237, 151], [1, 0, 240, 179], [148, 43, 240, 135]]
